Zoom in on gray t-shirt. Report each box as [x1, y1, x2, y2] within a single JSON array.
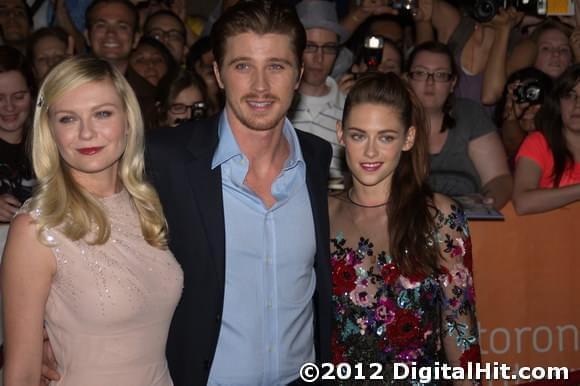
[[428, 98, 497, 196]]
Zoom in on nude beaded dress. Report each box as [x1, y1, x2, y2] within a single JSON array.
[[27, 189, 183, 386]]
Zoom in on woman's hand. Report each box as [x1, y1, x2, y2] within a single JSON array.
[[413, 0, 433, 22], [41, 328, 60, 385], [0, 193, 20, 222], [570, 28, 580, 63]]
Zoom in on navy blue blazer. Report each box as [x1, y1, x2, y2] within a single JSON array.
[[146, 116, 332, 386]]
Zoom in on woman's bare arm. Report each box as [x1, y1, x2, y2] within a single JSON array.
[[2, 214, 56, 386]]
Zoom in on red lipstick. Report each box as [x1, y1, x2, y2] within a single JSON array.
[[77, 147, 104, 155]]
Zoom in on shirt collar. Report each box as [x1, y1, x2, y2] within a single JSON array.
[[211, 110, 305, 170]]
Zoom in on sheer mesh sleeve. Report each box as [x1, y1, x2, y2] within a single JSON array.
[[434, 198, 481, 376]]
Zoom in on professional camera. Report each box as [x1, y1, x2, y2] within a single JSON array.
[[469, 0, 547, 23], [514, 79, 543, 105], [362, 35, 384, 72], [388, 0, 418, 16], [191, 101, 208, 121]]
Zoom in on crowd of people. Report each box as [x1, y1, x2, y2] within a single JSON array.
[[0, 0, 578, 385]]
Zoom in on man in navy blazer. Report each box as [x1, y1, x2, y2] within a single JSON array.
[[146, 1, 332, 385]]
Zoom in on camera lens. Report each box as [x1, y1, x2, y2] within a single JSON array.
[[473, 0, 498, 23]]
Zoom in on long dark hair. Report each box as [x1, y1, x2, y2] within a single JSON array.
[[535, 64, 580, 187], [342, 73, 439, 275], [0, 45, 36, 142], [407, 41, 457, 132]]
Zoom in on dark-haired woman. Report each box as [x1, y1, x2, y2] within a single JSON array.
[[0, 45, 36, 222], [156, 69, 208, 127], [407, 41, 512, 209], [330, 73, 480, 384], [513, 64, 580, 215]]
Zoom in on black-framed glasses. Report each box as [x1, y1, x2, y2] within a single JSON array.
[[408, 70, 453, 82], [169, 102, 207, 120], [147, 28, 185, 43], [304, 43, 339, 55]]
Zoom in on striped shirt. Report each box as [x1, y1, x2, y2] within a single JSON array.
[[289, 77, 346, 181]]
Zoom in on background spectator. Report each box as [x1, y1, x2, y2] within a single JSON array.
[[0, 45, 35, 222], [156, 69, 207, 127], [406, 42, 512, 209], [496, 67, 553, 161], [337, 36, 403, 95], [84, 0, 140, 74], [290, 0, 349, 184], [129, 36, 175, 87], [513, 64, 580, 214], [186, 36, 221, 115], [26, 26, 72, 84], [0, 0, 32, 53], [143, 9, 188, 64]]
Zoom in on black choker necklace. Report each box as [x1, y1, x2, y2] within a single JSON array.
[[347, 189, 388, 208]]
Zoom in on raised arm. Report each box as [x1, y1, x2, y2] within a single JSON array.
[[481, 8, 524, 105], [468, 131, 513, 209], [340, 0, 397, 38], [413, 0, 434, 44], [512, 157, 580, 214], [433, 194, 480, 385], [431, 0, 461, 44], [1, 214, 56, 386]]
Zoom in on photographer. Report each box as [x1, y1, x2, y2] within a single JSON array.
[[513, 64, 580, 214], [336, 35, 403, 95], [156, 69, 208, 127], [497, 67, 552, 162]]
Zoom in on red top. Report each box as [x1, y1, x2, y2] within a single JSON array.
[[516, 131, 580, 188]]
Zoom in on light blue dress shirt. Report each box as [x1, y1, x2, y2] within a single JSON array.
[[207, 113, 317, 385]]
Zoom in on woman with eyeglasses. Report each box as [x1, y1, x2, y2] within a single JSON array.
[[513, 64, 580, 215], [406, 41, 512, 210], [156, 69, 208, 127], [0, 45, 36, 223]]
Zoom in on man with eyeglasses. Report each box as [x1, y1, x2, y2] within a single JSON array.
[[290, 0, 349, 187], [144, 10, 188, 64], [0, 0, 32, 53]]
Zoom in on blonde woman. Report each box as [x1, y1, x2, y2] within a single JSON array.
[[1, 55, 183, 386]]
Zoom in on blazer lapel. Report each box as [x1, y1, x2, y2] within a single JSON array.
[[185, 117, 226, 291], [298, 133, 327, 262]]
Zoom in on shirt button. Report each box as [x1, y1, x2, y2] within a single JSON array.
[[267, 346, 272, 352], [267, 302, 272, 309]]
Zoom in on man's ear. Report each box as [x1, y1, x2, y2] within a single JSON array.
[[403, 126, 416, 151], [83, 29, 91, 47], [336, 120, 345, 145], [213, 61, 224, 89], [295, 64, 304, 90], [132, 32, 141, 49], [182, 45, 189, 65]]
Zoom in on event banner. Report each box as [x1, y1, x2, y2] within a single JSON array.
[[470, 203, 579, 385]]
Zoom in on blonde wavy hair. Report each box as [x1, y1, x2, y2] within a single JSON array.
[[31, 55, 167, 248]]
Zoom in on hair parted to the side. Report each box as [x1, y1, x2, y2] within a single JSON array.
[[407, 41, 458, 133], [210, 0, 306, 69], [342, 73, 439, 275], [31, 55, 167, 248], [535, 63, 580, 187]]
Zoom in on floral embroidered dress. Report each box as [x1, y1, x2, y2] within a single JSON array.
[[329, 192, 480, 384]]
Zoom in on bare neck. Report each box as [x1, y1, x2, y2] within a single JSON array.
[[227, 112, 289, 175], [0, 129, 23, 145], [298, 79, 331, 97], [350, 178, 392, 207], [427, 110, 445, 133], [565, 129, 580, 162]]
